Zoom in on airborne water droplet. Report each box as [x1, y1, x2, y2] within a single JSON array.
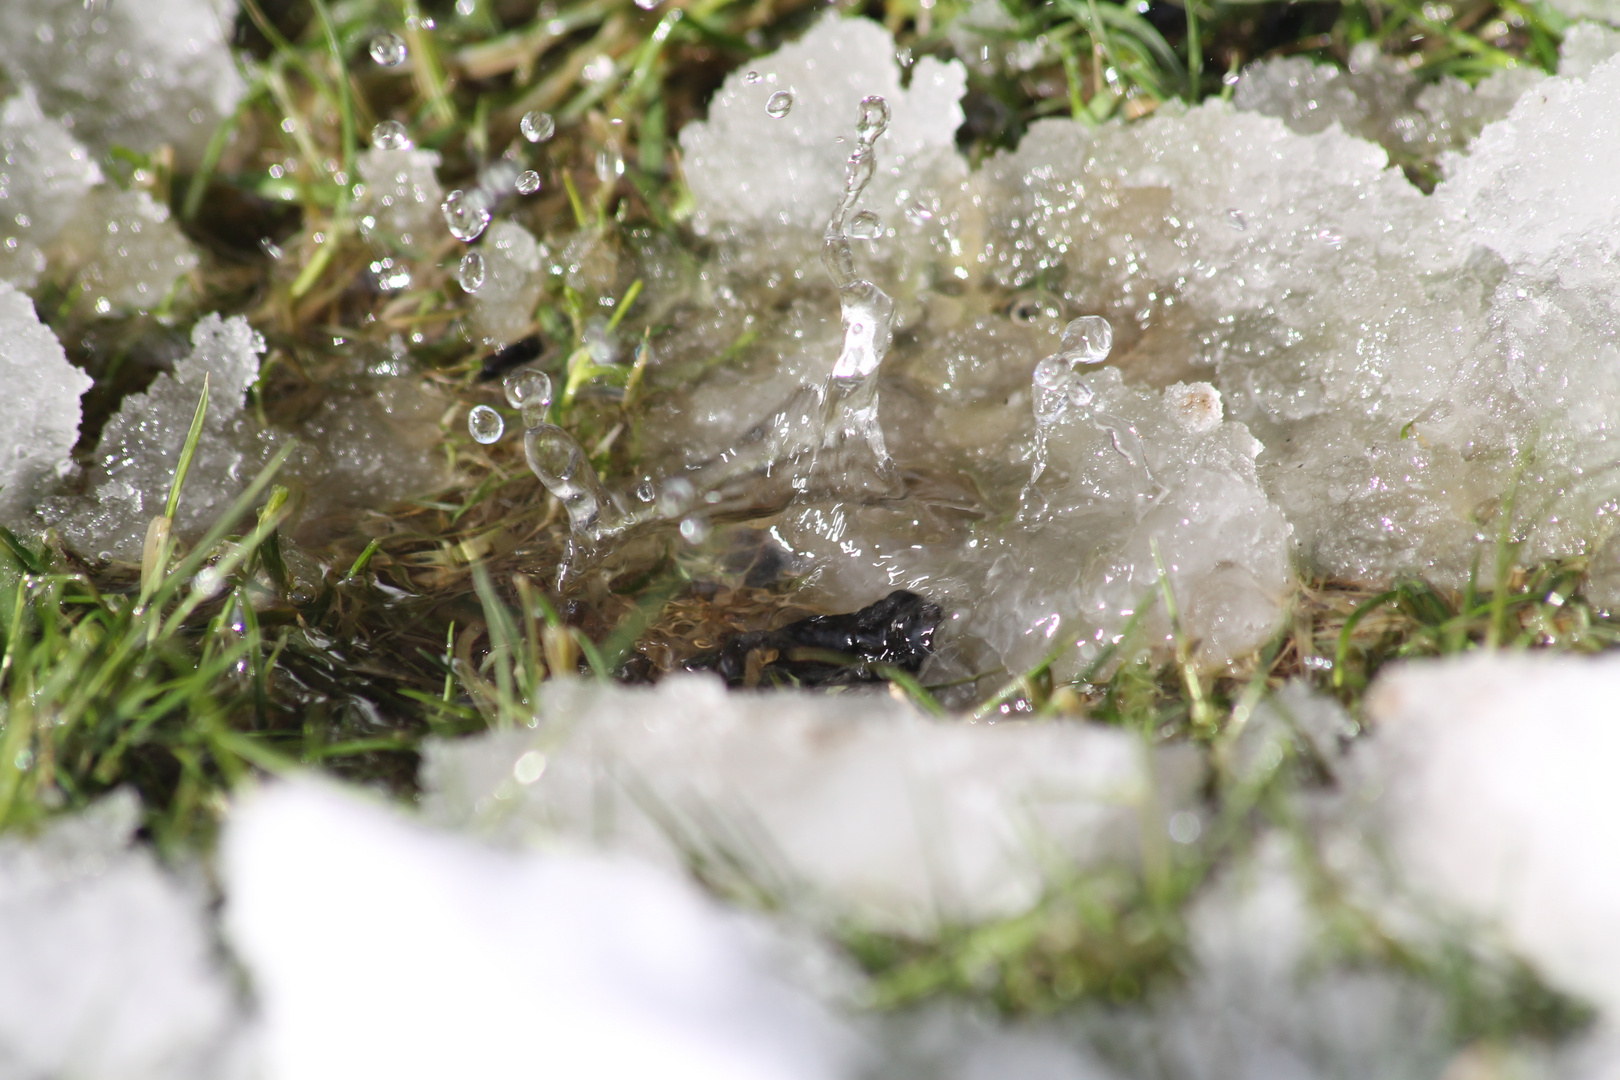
[[370, 119, 411, 151], [504, 369, 553, 412], [743, 70, 762, 84], [1058, 315, 1112, 365], [457, 250, 486, 292], [515, 170, 542, 195], [370, 31, 407, 67], [520, 111, 555, 143], [765, 90, 794, 118], [850, 210, 882, 239], [679, 516, 711, 544], [441, 189, 491, 242], [468, 404, 504, 444]]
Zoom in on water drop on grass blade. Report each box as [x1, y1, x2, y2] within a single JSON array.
[[468, 404, 504, 444]]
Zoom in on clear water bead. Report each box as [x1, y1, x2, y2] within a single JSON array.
[[468, 404, 504, 444], [370, 119, 411, 151], [457, 250, 486, 293], [370, 32, 407, 67], [765, 90, 794, 118], [504, 369, 553, 412], [856, 95, 891, 140], [1032, 356, 1068, 392], [520, 111, 555, 143], [633, 0, 660, 9], [850, 210, 882, 239], [679, 516, 711, 544], [743, 70, 762, 84], [1059, 316, 1113, 364], [441, 189, 490, 242], [515, 170, 542, 195]]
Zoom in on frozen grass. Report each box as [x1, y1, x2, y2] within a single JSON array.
[[0, 0, 1601, 1034]]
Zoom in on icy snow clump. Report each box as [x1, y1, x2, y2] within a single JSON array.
[[0, 791, 246, 1080], [51, 312, 265, 560], [678, 12, 967, 236], [1361, 653, 1620, 1028], [0, 281, 90, 522], [225, 780, 854, 1080], [422, 674, 1194, 933], [0, 88, 102, 289], [0, 0, 245, 163], [1234, 42, 1544, 172], [0, 88, 198, 312]]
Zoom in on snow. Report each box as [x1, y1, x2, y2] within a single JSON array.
[[678, 13, 967, 236], [0, 0, 246, 164], [1361, 652, 1620, 1026], [0, 87, 102, 289], [0, 791, 245, 1080], [51, 313, 266, 560], [223, 780, 854, 1080], [0, 281, 89, 523], [422, 674, 1194, 933], [470, 220, 544, 347]]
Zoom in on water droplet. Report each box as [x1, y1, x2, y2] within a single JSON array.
[[1033, 356, 1068, 393], [635, 479, 657, 503], [1227, 209, 1247, 232], [1059, 316, 1112, 364], [679, 516, 711, 543], [850, 210, 882, 239], [633, 0, 659, 9], [743, 70, 762, 84], [370, 31, 407, 67], [504, 369, 553, 412], [856, 95, 891, 142], [468, 404, 504, 443], [259, 237, 284, 261], [656, 477, 695, 518], [520, 111, 555, 143], [370, 119, 411, 150], [441, 189, 491, 242], [765, 90, 794, 118], [515, 169, 542, 195], [457, 249, 486, 292]]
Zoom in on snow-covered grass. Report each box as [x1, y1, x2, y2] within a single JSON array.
[[3, 0, 1620, 1071]]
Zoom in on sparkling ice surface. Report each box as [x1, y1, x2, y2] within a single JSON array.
[[0, 281, 91, 522]]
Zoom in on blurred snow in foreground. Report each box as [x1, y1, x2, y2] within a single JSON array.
[[222, 781, 853, 1080], [8, 654, 1620, 1076], [0, 791, 245, 1080]]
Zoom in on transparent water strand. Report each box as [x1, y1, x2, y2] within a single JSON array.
[[523, 423, 626, 542], [1025, 316, 1164, 517], [811, 95, 899, 493]]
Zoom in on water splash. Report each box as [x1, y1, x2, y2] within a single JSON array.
[[1025, 316, 1162, 515], [812, 95, 897, 494]]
